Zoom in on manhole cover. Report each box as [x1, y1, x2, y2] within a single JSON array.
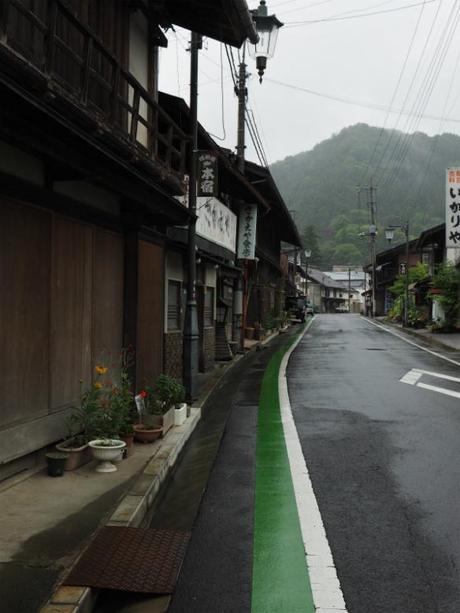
[[65, 527, 190, 594]]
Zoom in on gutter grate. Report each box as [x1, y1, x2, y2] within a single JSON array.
[[65, 526, 190, 594]]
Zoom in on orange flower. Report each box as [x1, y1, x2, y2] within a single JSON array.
[[95, 366, 108, 375], [94, 382, 103, 390]]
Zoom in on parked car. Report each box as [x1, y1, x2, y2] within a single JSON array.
[[335, 305, 349, 313]]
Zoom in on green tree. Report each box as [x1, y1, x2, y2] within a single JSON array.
[[430, 262, 460, 328]]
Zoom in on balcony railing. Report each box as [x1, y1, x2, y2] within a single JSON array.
[[0, 0, 187, 181]]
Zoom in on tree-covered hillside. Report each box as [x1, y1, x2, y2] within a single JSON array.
[[271, 124, 460, 266]]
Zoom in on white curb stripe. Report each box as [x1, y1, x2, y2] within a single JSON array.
[[279, 320, 348, 612], [364, 318, 460, 367]]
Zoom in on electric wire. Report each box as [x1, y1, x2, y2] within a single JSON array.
[[371, 0, 445, 182], [379, 0, 460, 189], [284, 0, 438, 26], [358, 0, 428, 186]]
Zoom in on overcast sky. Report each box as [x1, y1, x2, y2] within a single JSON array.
[[158, 0, 460, 167]]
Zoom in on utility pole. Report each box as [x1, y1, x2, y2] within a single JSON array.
[[348, 267, 351, 313], [236, 54, 248, 351], [183, 32, 202, 402], [368, 178, 377, 317]]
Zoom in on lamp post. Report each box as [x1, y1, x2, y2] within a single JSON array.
[[236, 1, 283, 349], [385, 221, 410, 327], [183, 32, 202, 402]]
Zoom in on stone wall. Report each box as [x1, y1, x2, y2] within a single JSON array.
[[164, 331, 183, 381], [203, 327, 215, 372]]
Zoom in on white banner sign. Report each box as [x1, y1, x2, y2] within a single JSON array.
[[237, 204, 258, 259], [196, 197, 237, 254], [446, 167, 460, 247]]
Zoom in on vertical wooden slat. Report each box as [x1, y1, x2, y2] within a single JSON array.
[[0, 0, 10, 43], [165, 125, 173, 167], [136, 241, 164, 388], [80, 35, 93, 104], [130, 88, 140, 141], [0, 201, 51, 427], [45, 0, 58, 74], [123, 229, 139, 387]]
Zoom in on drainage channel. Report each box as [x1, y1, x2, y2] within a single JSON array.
[[92, 333, 292, 612]]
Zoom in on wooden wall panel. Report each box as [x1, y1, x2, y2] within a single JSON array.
[[50, 217, 93, 410], [92, 229, 124, 372], [136, 241, 164, 388], [0, 201, 50, 427]]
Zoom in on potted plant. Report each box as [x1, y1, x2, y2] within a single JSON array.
[[171, 379, 187, 426], [110, 367, 137, 455], [56, 365, 109, 470], [133, 390, 163, 443], [88, 438, 126, 473], [149, 374, 182, 436], [45, 451, 69, 477]]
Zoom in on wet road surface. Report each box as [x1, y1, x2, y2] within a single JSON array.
[[288, 314, 460, 613]]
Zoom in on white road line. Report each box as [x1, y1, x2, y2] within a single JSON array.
[[417, 382, 460, 399], [363, 318, 460, 368], [279, 319, 348, 613], [415, 369, 460, 383], [400, 370, 423, 385]]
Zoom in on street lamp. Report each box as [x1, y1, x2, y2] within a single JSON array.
[[248, 1, 283, 83], [385, 221, 410, 327], [236, 1, 282, 350]]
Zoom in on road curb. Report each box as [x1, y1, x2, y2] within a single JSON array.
[[364, 316, 460, 354]]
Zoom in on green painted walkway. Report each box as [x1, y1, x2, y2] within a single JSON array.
[[251, 334, 315, 613]]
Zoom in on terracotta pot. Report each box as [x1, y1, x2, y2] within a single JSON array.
[[119, 433, 135, 457], [56, 439, 91, 471], [133, 424, 162, 443]]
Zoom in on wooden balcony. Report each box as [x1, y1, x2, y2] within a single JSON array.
[[0, 0, 187, 190]]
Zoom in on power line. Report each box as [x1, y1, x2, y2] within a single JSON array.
[[264, 76, 460, 124], [284, 0, 438, 26], [359, 0, 428, 186]]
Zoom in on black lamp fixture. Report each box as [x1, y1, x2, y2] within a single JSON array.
[[249, 1, 283, 83]]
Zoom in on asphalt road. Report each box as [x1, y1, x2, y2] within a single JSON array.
[[287, 314, 460, 613]]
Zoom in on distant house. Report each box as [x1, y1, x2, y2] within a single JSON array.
[[307, 269, 355, 313]]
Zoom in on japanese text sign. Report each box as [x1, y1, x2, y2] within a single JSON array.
[[446, 168, 460, 247], [237, 204, 258, 259], [197, 152, 218, 197]]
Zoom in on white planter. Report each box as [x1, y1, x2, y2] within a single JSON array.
[[174, 403, 187, 426], [88, 439, 126, 473]]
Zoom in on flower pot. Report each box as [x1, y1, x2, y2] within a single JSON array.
[[161, 407, 175, 436], [119, 433, 134, 457], [88, 439, 126, 473], [174, 403, 187, 426], [56, 439, 91, 471], [245, 327, 255, 340], [46, 452, 69, 477], [133, 424, 162, 443]]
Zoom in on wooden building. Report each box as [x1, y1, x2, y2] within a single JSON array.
[[0, 0, 256, 480]]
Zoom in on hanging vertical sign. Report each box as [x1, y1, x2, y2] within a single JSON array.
[[237, 203, 258, 259], [446, 167, 460, 247], [197, 152, 218, 197]]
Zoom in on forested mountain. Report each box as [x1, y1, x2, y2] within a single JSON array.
[[271, 124, 460, 266]]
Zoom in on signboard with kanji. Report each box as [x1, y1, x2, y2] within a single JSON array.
[[197, 152, 218, 197], [196, 197, 237, 253], [237, 204, 258, 259], [446, 168, 460, 247]]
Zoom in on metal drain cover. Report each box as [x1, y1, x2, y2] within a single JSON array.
[[65, 527, 190, 594]]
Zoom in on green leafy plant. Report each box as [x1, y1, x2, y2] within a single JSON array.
[[429, 262, 460, 329], [149, 375, 186, 413]]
